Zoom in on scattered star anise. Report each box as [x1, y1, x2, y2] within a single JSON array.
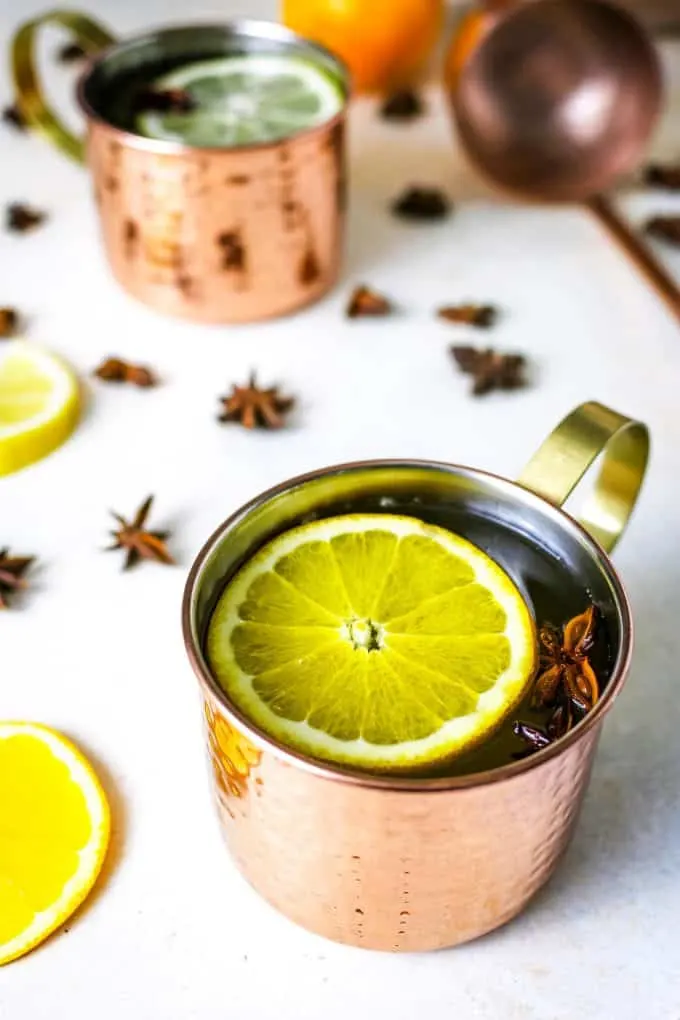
[[346, 284, 394, 318], [0, 548, 35, 609], [132, 87, 196, 115], [644, 215, 680, 246], [391, 185, 451, 221], [2, 103, 26, 131], [218, 373, 295, 430], [56, 41, 87, 63], [513, 606, 600, 757], [93, 357, 158, 388], [107, 496, 174, 570], [380, 88, 424, 121], [643, 163, 680, 190], [0, 307, 19, 338], [438, 304, 499, 329], [6, 203, 46, 233], [450, 345, 526, 396]]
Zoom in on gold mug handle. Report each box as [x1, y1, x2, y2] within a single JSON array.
[[12, 9, 116, 164], [518, 401, 649, 554]]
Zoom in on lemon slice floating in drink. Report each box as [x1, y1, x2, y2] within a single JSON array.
[[136, 54, 344, 147], [0, 341, 80, 477], [207, 514, 537, 772]]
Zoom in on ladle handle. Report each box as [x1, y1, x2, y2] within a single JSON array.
[[587, 194, 680, 323]]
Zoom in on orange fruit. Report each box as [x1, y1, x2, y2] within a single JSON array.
[[282, 0, 444, 94]]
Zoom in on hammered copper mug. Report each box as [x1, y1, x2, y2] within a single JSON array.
[[12, 12, 349, 323], [182, 401, 649, 951]]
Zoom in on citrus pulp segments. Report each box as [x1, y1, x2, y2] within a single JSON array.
[[0, 723, 110, 965], [0, 342, 80, 476], [207, 514, 537, 771], [137, 54, 344, 147]]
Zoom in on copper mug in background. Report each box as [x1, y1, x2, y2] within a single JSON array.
[[182, 401, 649, 951], [12, 12, 349, 323]]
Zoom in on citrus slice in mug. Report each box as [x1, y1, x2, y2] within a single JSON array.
[[207, 514, 537, 771], [136, 54, 344, 147]]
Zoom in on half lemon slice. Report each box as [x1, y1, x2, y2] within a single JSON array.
[[207, 514, 536, 771], [0, 341, 80, 476], [0, 723, 110, 966]]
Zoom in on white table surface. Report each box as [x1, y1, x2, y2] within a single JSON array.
[[2, 1, 680, 1017]]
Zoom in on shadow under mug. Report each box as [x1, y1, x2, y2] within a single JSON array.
[[183, 401, 649, 951], [12, 11, 349, 323]]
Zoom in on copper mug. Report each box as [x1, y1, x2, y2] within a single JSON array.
[[12, 12, 349, 323], [182, 401, 649, 951]]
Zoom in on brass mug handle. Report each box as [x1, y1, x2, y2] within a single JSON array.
[[12, 9, 116, 164], [518, 401, 649, 554]]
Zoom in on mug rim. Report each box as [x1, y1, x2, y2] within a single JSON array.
[[182, 457, 633, 792], [75, 18, 350, 157]]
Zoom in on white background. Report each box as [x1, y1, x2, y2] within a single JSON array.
[[2, 1, 680, 1017]]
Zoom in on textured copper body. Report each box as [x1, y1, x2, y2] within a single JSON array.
[[12, 16, 348, 323], [184, 403, 648, 951], [202, 686, 599, 951], [86, 117, 345, 323]]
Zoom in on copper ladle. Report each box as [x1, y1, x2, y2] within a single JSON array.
[[449, 0, 680, 320]]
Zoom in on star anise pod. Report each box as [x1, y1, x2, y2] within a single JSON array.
[[0, 548, 35, 609], [93, 357, 158, 388], [438, 304, 499, 329], [643, 163, 680, 190], [534, 605, 600, 712], [2, 103, 26, 131], [380, 89, 424, 121], [56, 41, 87, 64], [0, 307, 19, 338], [6, 203, 46, 233], [107, 496, 174, 570], [346, 284, 394, 318], [391, 186, 451, 221], [218, 373, 295, 429], [451, 345, 526, 396], [132, 87, 196, 115], [644, 215, 680, 246], [512, 721, 551, 756]]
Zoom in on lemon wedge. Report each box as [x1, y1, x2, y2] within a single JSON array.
[[0, 341, 80, 476]]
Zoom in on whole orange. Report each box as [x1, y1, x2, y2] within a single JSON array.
[[282, 0, 444, 94]]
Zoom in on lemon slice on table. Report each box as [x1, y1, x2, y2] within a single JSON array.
[[0, 723, 110, 966], [136, 54, 344, 147], [0, 341, 80, 476], [207, 514, 537, 772]]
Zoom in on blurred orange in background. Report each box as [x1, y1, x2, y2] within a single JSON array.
[[282, 0, 444, 93]]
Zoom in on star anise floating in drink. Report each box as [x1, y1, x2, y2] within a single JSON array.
[[438, 304, 499, 329], [346, 284, 393, 318], [514, 606, 600, 757], [93, 357, 158, 388], [132, 87, 196, 115], [218, 373, 295, 430], [380, 88, 424, 122], [450, 345, 526, 396], [644, 215, 680, 246], [643, 163, 680, 190], [106, 496, 174, 570], [0, 548, 35, 609], [6, 203, 46, 233], [391, 185, 451, 221], [0, 307, 19, 338]]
